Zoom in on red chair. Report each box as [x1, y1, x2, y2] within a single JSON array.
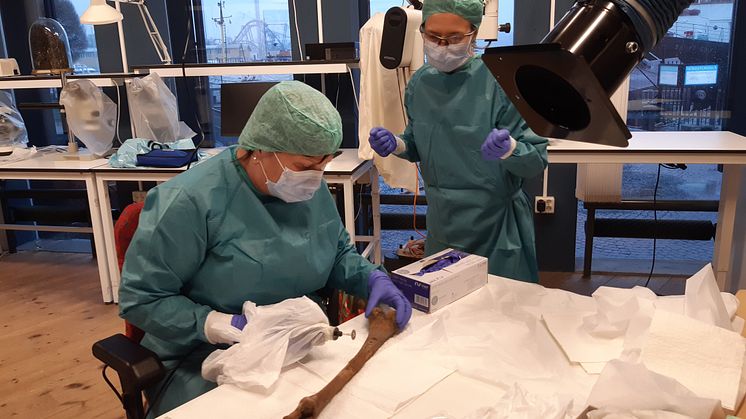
[[93, 201, 164, 419], [114, 202, 146, 343]]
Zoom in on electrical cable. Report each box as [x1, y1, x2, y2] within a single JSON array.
[[181, 2, 205, 170], [644, 164, 662, 288], [114, 82, 123, 145], [347, 66, 359, 113], [334, 73, 341, 109], [102, 365, 124, 405], [413, 164, 426, 239], [396, 68, 407, 124], [292, 0, 304, 61], [143, 347, 195, 419]]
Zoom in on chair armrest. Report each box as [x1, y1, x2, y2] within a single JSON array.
[[92, 333, 165, 395]]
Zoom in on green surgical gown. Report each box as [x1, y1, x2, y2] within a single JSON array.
[[118, 148, 377, 416], [398, 58, 548, 282]]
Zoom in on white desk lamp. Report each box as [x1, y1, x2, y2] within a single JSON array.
[[80, 0, 172, 72]]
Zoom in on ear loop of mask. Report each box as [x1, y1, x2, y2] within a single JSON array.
[[254, 154, 271, 184]]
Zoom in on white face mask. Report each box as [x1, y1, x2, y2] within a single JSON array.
[[424, 38, 475, 73], [258, 153, 324, 203]]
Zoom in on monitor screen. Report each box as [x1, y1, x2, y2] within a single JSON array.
[[684, 64, 718, 86], [658, 65, 679, 86], [220, 82, 278, 137]]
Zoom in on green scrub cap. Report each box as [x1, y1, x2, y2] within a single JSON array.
[[238, 81, 342, 156], [423, 0, 484, 29]]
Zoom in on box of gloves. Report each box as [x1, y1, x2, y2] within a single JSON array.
[[391, 249, 488, 313]]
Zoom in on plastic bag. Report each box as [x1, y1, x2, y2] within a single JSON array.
[[108, 138, 195, 168], [127, 73, 195, 143], [59, 79, 116, 156], [202, 296, 334, 391], [0, 90, 29, 155]]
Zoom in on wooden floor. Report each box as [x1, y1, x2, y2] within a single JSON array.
[[0, 251, 688, 419], [0, 251, 122, 419]]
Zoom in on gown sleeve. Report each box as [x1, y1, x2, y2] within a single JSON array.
[[496, 88, 549, 179], [118, 185, 213, 346], [326, 219, 379, 299]]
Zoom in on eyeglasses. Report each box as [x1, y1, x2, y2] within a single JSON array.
[[419, 25, 477, 45]]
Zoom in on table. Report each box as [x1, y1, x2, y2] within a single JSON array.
[[0, 151, 112, 301], [547, 131, 746, 292], [92, 148, 381, 303], [157, 277, 746, 419]]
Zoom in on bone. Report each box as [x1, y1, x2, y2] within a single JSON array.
[[283, 307, 399, 419]]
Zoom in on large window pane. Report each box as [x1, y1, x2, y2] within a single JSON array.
[[199, 1, 293, 146], [52, 0, 100, 73], [627, 0, 734, 131], [580, 1, 736, 272], [203, 0, 292, 64]]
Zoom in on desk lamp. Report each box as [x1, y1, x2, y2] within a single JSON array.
[[80, 0, 172, 72]]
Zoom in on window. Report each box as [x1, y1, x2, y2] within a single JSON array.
[[578, 0, 737, 272], [203, 0, 292, 64], [199, 1, 294, 146], [51, 0, 100, 73], [627, 0, 735, 132]]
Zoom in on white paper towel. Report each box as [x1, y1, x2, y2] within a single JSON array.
[[685, 264, 733, 331], [640, 310, 746, 411], [586, 360, 725, 419]]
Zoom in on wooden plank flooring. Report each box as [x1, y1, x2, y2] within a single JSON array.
[[539, 271, 686, 296], [0, 251, 688, 418], [0, 251, 122, 419]]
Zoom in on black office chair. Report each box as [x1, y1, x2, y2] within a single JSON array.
[[93, 334, 165, 419]]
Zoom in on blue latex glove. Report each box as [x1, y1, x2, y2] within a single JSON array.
[[480, 128, 513, 161], [231, 314, 248, 330], [369, 127, 397, 157], [366, 270, 412, 330]]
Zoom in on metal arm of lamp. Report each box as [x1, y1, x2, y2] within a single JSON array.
[[81, 0, 172, 73]]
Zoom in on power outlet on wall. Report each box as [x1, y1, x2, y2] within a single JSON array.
[[535, 196, 555, 214]]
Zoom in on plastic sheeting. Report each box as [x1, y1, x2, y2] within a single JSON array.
[[127, 73, 195, 143], [0, 90, 29, 153], [59, 79, 116, 156]]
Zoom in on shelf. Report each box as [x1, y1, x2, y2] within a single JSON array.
[[0, 73, 138, 90], [132, 60, 359, 78]]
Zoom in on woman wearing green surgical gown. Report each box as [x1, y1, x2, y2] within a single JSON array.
[[369, 0, 549, 282], [118, 81, 411, 417]]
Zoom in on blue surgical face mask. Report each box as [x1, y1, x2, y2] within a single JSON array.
[[258, 153, 324, 203], [424, 38, 475, 73]]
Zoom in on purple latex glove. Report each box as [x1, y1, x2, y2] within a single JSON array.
[[365, 270, 412, 329], [480, 128, 513, 161], [416, 251, 465, 276], [231, 314, 247, 330], [369, 127, 397, 157]]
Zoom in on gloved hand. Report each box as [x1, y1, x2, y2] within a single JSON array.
[[366, 270, 412, 330], [231, 314, 248, 330], [204, 311, 250, 345], [369, 127, 397, 157], [481, 128, 516, 161]]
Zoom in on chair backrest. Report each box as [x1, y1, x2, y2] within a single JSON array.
[[114, 202, 146, 343]]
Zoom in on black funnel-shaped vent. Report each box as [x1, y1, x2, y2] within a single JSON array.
[[483, 0, 694, 147]]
